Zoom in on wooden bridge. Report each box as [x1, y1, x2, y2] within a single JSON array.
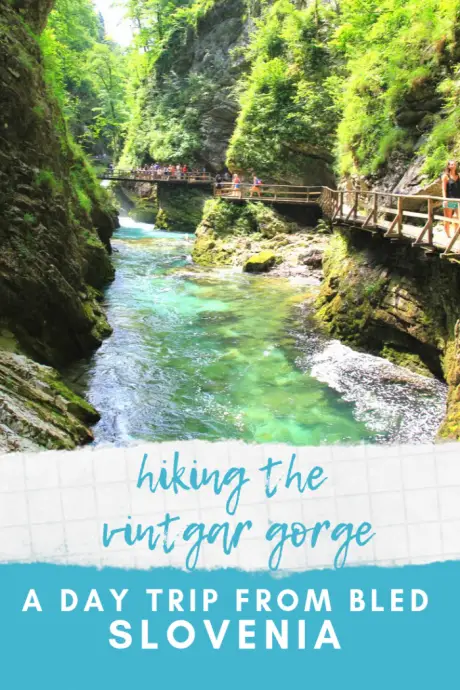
[[99, 169, 213, 185], [217, 183, 460, 260], [99, 171, 460, 260]]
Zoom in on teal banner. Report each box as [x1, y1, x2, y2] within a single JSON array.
[[1, 562, 454, 688]]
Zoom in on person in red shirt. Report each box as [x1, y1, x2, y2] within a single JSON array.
[[250, 175, 262, 198]]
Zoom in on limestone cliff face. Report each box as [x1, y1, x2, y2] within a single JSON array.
[[0, 0, 118, 450], [0, 350, 100, 453], [11, 0, 54, 31], [0, 0, 117, 367], [316, 228, 460, 438], [127, 0, 250, 171]]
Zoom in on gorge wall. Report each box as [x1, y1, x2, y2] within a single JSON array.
[[315, 228, 460, 440], [0, 0, 118, 451], [123, 0, 250, 172], [122, 0, 336, 186]]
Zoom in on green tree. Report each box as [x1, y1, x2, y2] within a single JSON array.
[[86, 43, 129, 158], [41, 0, 129, 159], [227, 0, 340, 180], [334, 0, 460, 176]]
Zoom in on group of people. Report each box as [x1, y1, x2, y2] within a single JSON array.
[[215, 172, 263, 198], [106, 161, 265, 197], [132, 164, 209, 181]]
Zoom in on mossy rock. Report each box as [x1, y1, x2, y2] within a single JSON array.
[[0, 350, 100, 452], [243, 251, 277, 273], [154, 186, 211, 233], [192, 234, 232, 267]]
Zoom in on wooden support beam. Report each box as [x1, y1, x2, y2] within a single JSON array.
[[332, 192, 341, 221], [442, 226, 460, 256], [363, 197, 377, 228], [345, 192, 359, 222], [385, 215, 399, 237], [385, 197, 403, 237], [396, 197, 403, 236], [413, 198, 434, 246]]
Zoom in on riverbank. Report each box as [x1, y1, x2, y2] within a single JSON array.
[[315, 227, 460, 440], [193, 198, 327, 279], [64, 217, 447, 447]]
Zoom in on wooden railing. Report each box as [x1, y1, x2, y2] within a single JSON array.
[[320, 187, 460, 258], [99, 169, 213, 184], [98, 170, 460, 258], [217, 183, 323, 203]]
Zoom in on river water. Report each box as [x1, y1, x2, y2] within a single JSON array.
[[69, 218, 447, 446]]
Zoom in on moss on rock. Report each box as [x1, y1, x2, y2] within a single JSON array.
[[315, 227, 460, 438], [192, 198, 323, 270], [0, 350, 99, 452], [155, 185, 210, 233], [243, 250, 277, 273], [126, 183, 211, 233], [0, 0, 117, 369]]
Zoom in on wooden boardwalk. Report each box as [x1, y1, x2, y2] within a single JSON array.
[[218, 183, 460, 260], [99, 172, 460, 259], [99, 170, 213, 185]]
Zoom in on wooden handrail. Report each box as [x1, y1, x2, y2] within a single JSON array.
[[96, 171, 460, 258], [216, 183, 460, 258]]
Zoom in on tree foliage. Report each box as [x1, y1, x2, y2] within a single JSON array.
[[40, 0, 129, 158], [334, 0, 460, 176], [227, 0, 340, 178], [120, 0, 230, 167], [117, 0, 460, 181]]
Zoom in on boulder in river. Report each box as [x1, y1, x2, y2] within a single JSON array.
[[243, 251, 277, 273]]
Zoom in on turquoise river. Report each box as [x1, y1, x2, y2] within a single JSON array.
[[69, 218, 447, 446]]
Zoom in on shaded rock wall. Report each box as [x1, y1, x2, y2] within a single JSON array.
[[316, 228, 460, 438], [0, 0, 119, 451], [0, 0, 118, 367], [155, 185, 211, 234], [12, 0, 55, 31], [123, 182, 211, 233]]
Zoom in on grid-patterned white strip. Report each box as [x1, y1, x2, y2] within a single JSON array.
[[0, 441, 459, 571]]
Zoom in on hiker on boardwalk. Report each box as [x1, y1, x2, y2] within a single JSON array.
[[442, 160, 460, 239], [250, 175, 262, 198], [232, 173, 241, 197], [215, 173, 223, 195]]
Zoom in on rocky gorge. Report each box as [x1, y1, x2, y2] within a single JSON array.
[[0, 0, 118, 451], [4, 0, 460, 450]]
